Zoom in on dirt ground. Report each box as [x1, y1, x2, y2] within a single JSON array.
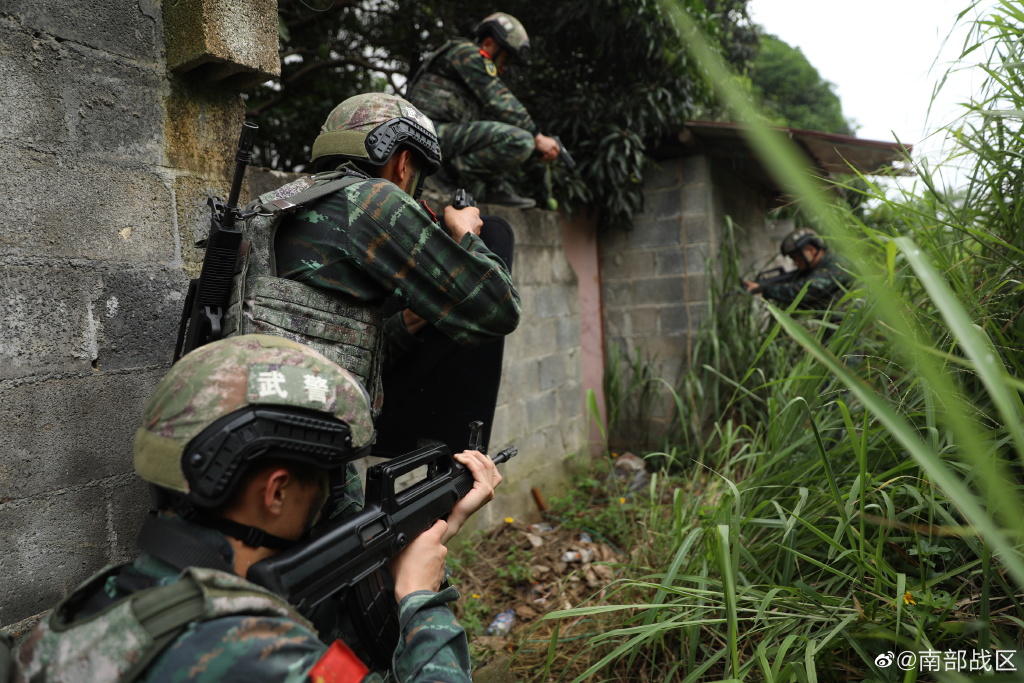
[[449, 454, 651, 682]]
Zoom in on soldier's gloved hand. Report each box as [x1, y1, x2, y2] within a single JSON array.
[[444, 205, 482, 243], [441, 450, 502, 544], [392, 519, 448, 601]]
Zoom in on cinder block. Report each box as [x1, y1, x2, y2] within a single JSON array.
[[684, 214, 712, 245], [628, 217, 683, 249], [0, 265, 185, 380], [655, 249, 685, 276], [0, 151, 176, 262], [5, 0, 161, 61], [681, 155, 708, 182], [644, 159, 681, 191], [659, 304, 690, 335], [64, 42, 165, 165], [0, 25, 66, 153], [0, 486, 111, 625], [628, 307, 659, 336], [164, 0, 279, 89], [686, 243, 711, 273], [539, 354, 568, 391], [555, 316, 579, 351], [683, 182, 709, 217], [525, 392, 558, 431], [520, 317, 558, 358], [640, 188, 682, 221], [634, 277, 685, 305], [602, 281, 635, 308], [0, 368, 165, 499]]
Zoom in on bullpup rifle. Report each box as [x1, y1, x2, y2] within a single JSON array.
[[248, 440, 518, 668]]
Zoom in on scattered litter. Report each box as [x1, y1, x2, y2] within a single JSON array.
[[485, 609, 516, 636], [578, 532, 593, 544], [561, 548, 594, 563], [613, 451, 651, 492], [528, 522, 555, 534], [525, 533, 544, 548]]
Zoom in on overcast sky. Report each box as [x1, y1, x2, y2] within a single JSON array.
[[748, 0, 996, 188]]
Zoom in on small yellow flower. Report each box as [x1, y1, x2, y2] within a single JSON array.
[[619, 497, 627, 504], [611, 452, 619, 458], [504, 517, 514, 524], [903, 591, 916, 605], [472, 594, 481, 599]]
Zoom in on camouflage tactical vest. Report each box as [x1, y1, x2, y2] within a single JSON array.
[[407, 41, 482, 124], [224, 173, 385, 414], [12, 565, 312, 683]]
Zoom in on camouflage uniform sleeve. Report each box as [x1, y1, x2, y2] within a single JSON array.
[[391, 587, 471, 683], [278, 180, 521, 348], [144, 615, 328, 683], [449, 42, 539, 134], [759, 257, 850, 307]]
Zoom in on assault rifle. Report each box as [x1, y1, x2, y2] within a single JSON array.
[[172, 122, 258, 362], [740, 265, 799, 294], [248, 439, 518, 668]]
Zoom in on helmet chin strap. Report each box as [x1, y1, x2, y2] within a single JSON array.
[[194, 513, 297, 551]]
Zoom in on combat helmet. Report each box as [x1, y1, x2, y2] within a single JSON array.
[[310, 93, 441, 189], [780, 228, 825, 259], [475, 12, 531, 64], [135, 334, 375, 544]]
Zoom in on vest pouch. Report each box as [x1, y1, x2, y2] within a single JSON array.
[[228, 275, 384, 408]]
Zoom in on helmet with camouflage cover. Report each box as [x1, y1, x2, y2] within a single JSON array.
[[134, 334, 375, 511], [780, 228, 825, 259], [310, 93, 441, 177], [475, 12, 530, 64]]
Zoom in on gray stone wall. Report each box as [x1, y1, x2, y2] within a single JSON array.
[[599, 154, 773, 447], [475, 205, 584, 531], [0, 0, 276, 632]]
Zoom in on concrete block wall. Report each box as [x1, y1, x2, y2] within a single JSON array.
[[0, 1, 276, 632], [599, 154, 772, 447], [600, 156, 716, 445], [465, 205, 585, 531]]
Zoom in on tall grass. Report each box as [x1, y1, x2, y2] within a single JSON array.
[[533, 1, 1024, 680]]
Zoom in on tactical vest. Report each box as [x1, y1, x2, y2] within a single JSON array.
[[224, 172, 385, 414], [407, 41, 482, 125], [11, 565, 312, 683]]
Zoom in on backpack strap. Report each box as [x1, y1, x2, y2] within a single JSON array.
[[120, 577, 206, 683]]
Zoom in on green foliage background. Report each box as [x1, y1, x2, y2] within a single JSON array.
[[244, 0, 757, 230]]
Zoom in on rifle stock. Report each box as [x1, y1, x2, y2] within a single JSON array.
[[741, 265, 799, 294]]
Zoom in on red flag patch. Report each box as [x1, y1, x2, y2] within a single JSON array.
[[307, 640, 371, 683]]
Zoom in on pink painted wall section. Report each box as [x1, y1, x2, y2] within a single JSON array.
[[562, 211, 606, 458]]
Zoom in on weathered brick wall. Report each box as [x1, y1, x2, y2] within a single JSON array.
[[0, 0, 277, 632], [600, 155, 772, 446], [0, 0, 584, 629]]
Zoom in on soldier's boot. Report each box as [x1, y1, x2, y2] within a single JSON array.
[[483, 178, 536, 209]]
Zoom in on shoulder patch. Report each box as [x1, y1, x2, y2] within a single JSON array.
[[484, 59, 498, 77], [307, 640, 370, 683]]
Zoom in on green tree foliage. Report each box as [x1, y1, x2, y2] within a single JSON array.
[[243, 0, 757, 231], [750, 33, 855, 135]]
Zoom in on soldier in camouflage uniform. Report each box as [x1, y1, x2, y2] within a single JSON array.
[[405, 12, 560, 209], [743, 228, 851, 309], [226, 92, 520, 417], [12, 335, 501, 682]]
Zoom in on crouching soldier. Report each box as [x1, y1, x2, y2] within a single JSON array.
[[10, 334, 500, 682]]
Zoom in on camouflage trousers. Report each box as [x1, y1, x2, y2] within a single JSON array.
[[437, 121, 534, 197]]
